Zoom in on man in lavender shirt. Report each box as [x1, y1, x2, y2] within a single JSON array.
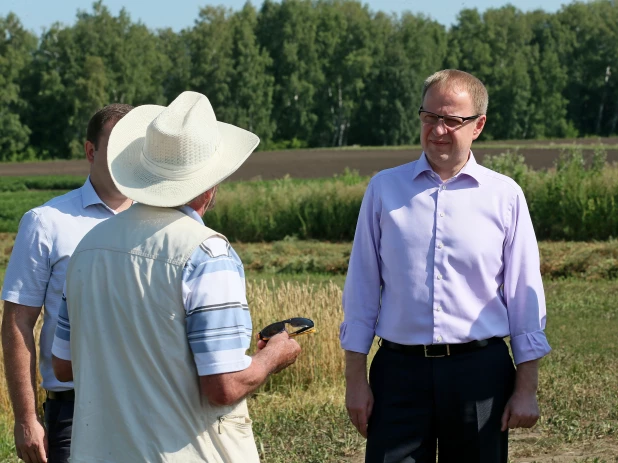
[[342, 70, 551, 462]]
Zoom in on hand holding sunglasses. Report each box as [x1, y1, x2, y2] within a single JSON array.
[[258, 317, 316, 342]]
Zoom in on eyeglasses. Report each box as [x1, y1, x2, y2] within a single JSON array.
[[258, 317, 316, 341], [418, 107, 482, 129]]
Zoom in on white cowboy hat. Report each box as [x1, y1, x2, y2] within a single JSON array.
[[107, 91, 259, 207]]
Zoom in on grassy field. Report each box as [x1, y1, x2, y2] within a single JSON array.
[[2, 150, 618, 241], [1, 230, 618, 462]]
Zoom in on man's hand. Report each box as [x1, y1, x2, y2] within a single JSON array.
[[345, 378, 373, 438], [201, 331, 300, 405], [14, 418, 48, 463], [261, 332, 301, 374], [501, 359, 541, 431], [344, 351, 373, 438], [501, 391, 540, 431]]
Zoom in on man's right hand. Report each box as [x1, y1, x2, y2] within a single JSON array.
[[14, 418, 48, 463], [262, 332, 301, 374], [345, 378, 374, 438]]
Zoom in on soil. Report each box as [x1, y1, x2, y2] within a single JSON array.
[[1, 140, 617, 181]]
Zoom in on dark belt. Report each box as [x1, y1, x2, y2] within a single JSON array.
[[46, 390, 75, 401], [379, 337, 504, 358]]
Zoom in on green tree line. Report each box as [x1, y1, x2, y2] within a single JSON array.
[[1, 0, 618, 161]]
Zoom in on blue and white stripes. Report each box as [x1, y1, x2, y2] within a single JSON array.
[[50, 291, 71, 360], [181, 237, 252, 375]]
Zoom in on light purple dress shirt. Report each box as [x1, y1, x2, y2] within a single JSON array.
[[340, 153, 551, 365]]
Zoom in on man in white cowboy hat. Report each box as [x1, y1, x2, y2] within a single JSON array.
[[50, 91, 301, 462]]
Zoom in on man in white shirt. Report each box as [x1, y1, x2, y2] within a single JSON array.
[[1, 103, 133, 463]]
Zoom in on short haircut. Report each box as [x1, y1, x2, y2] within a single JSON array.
[[86, 103, 134, 149], [421, 70, 489, 115]]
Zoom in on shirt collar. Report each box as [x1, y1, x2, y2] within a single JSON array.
[[178, 205, 205, 225], [411, 152, 435, 181], [412, 151, 482, 185], [81, 177, 107, 208], [459, 152, 483, 185]]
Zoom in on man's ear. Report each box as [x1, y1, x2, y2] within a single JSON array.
[[85, 140, 96, 164], [472, 115, 486, 140]]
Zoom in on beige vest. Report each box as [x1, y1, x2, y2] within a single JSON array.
[[66, 204, 260, 463]]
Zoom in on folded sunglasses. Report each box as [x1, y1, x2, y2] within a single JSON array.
[[258, 317, 316, 341]]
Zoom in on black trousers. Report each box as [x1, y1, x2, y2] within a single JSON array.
[[43, 399, 73, 463], [365, 339, 516, 463]]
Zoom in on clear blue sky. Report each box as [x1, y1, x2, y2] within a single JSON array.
[[3, 0, 578, 33]]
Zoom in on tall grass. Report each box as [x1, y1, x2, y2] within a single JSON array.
[[213, 149, 618, 241], [247, 280, 348, 390], [2, 150, 618, 240], [484, 148, 618, 241]]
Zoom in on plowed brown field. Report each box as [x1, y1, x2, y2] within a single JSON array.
[[2, 138, 617, 180]]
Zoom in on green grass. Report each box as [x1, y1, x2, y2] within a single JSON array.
[[2, 150, 618, 240], [1, 230, 617, 461], [248, 278, 618, 462], [2, 234, 617, 282], [0, 415, 19, 463], [0, 273, 616, 461], [250, 278, 618, 462]]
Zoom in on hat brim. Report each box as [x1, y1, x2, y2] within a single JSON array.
[[107, 104, 260, 207]]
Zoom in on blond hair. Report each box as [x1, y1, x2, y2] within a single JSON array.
[[421, 70, 488, 115]]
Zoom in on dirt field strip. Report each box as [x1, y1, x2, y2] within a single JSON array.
[[2, 143, 618, 181]]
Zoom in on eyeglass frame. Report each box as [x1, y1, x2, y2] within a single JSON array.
[[258, 317, 315, 341], [418, 107, 483, 128]]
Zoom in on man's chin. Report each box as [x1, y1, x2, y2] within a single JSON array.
[[425, 151, 451, 163]]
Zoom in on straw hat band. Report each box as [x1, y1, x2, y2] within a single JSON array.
[[139, 144, 220, 180]]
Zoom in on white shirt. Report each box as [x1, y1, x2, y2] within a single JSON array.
[[2, 178, 118, 391]]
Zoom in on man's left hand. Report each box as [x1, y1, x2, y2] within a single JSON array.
[[500, 391, 540, 431]]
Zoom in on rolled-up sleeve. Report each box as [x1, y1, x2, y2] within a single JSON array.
[[182, 241, 252, 376], [340, 180, 382, 355], [1, 210, 51, 307], [503, 189, 551, 365]]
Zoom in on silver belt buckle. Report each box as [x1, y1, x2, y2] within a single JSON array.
[[424, 344, 450, 358]]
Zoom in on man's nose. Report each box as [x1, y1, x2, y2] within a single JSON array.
[[432, 119, 448, 136]]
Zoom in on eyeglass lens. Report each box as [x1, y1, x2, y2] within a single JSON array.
[[419, 111, 464, 128]]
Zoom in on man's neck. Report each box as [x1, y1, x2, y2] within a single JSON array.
[[427, 152, 470, 182], [89, 175, 132, 212]]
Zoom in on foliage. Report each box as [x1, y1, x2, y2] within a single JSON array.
[[0, 14, 37, 161], [2, 1, 618, 160]]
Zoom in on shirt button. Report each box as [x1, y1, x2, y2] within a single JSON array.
[[437, 335, 443, 342], [439, 212, 445, 217], [442, 185, 447, 190], [436, 305, 442, 312], [437, 243, 444, 249], [437, 274, 442, 280]]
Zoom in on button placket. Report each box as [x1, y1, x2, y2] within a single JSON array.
[[433, 183, 448, 343]]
